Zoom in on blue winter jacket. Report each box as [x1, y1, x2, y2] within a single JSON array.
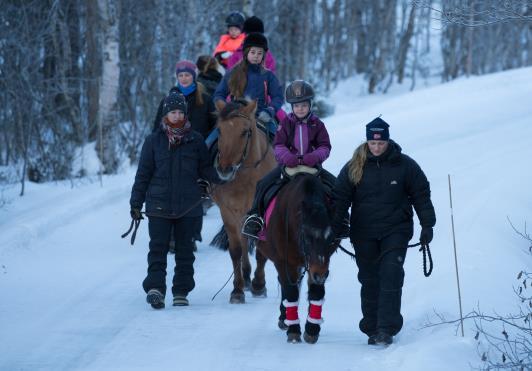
[[213, 63, 283, 114]]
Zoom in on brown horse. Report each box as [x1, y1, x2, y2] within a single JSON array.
[[255, 169, 338, 343], [210, 100, 277, 304]]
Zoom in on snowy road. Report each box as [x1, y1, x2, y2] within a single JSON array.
[[1, 67, 531, 370]]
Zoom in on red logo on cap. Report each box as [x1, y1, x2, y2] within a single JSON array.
[[373, 133, 381, 139]]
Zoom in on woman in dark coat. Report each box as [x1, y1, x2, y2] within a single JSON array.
[[131, 92, 221, 309], [152, 60, 216, 140], [331, 117, 436, 346]]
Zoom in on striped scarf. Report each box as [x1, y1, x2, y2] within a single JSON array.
[[162, 118, 191, 148]]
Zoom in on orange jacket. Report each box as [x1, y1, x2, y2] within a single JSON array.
[[213, 34, 246, 62]]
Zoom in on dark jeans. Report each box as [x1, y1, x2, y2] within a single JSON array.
[[142, 216, 201, 296], [353, 233, 409, 337]]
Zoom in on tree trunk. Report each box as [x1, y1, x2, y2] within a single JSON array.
[[97, 0, 121, 173]]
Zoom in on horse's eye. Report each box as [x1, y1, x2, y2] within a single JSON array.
[[241, 130, 248, 138]]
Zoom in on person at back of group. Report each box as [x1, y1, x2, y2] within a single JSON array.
[[196, 55, 223, 96], [152, 60, 216, 140], [226, 16, 276, 73], [213, 11, 246, 69], [211, 32, 283, 143]]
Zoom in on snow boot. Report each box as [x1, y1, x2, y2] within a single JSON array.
[[146, 289, 165, 309], [374, 331, 393, 346], [172, 294, 189, 306], [367, 333, 378, 345]]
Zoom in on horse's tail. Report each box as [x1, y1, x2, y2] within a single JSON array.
[[210, 225, 229, 250], [209, 224, 256, 254]]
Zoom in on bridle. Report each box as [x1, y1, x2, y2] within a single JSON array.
[[215, 113, 270, 178]]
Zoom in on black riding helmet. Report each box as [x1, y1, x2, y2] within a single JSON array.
[[226, 11, 245, 29], [242, 32, 268, 52], [285, 80, 315, 104]]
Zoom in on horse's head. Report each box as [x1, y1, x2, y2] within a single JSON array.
[[215, 100, 258, 182], [297, 176, 337, 285]]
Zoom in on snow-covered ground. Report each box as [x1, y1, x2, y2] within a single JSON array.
[[1, 67, 531, 370]]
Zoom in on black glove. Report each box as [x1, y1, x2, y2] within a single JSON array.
[[130, 207, 143, 221], [197, 178, 211, 198], [332, 218, 350, 240], [420, 227, 433, 244]]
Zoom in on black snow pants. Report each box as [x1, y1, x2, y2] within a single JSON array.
[[142, 216, 201, 297], [352, 232, 409, 337]]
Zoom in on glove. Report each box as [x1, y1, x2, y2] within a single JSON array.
[[420, 227, 433, 244], [284, 154, 299, 168], [257, 110, 273, 123], [220, 51, 233, 59], [130, 207, 143, 221], [302, 152, 320, 167], [197, 178, 211, 198], [332, 218, 350, 240]]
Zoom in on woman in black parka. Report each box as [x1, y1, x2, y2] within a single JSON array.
[[130, 91, 221, 309], [332, 117, 436, 346]]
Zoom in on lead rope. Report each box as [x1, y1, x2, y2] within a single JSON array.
[[420, 242, 433, 277], [336, 240, 433, 277]]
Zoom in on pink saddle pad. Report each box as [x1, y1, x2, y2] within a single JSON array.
[[257, 196, 277, 241]]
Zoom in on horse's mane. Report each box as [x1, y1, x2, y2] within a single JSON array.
[[218, 99, 249, 120], [294, 174, 330, 227]]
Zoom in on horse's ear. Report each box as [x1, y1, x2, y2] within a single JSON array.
[[243, 99, 258, 116], [215, 100, 226, 112]]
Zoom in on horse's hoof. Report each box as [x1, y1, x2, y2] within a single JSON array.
[[278, 319, 288, 331], [303, 332, 319, 344], [229, 292, 245, 304], [287, 333, 301, 343], [251, 285, 267, 298]]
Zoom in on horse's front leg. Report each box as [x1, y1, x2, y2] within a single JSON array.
[[250, 245, 267, 297], [277, 263, 302, 343], [227, 231, 246, 304], [240, 236, 252, 291], [303, 282, 325, 344]]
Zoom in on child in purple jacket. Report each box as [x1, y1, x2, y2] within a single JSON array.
[[242, 80, 335, 239]]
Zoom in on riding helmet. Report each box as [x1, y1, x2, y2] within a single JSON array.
[[225, 11, 245, 29], [242, 32, 268, 51], [285, 80, 315, 104]]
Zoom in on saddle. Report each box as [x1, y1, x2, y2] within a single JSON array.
[[258, 165, 336, 242], [261, 165, 335, 216]]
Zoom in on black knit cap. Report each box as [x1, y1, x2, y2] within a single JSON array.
[[162, 91, 187, 117], [242, 32, 268, 51], [243, 16, 264, 34], [366, 117, 390, 141]]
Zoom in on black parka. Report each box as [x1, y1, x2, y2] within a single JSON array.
[[152, 86, 216, 139], [130, 128, 220, 218], [332, 140, 436, 240]]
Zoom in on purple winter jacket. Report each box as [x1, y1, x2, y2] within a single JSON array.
[[274, 113, 331, 168]]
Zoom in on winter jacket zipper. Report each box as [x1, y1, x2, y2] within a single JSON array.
[[298, 124, 304, 156]]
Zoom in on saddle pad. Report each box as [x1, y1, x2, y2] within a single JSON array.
[[258, 196, 277, 241]]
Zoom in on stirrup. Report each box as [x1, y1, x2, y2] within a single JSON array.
[[241, 214, 264, 239]]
